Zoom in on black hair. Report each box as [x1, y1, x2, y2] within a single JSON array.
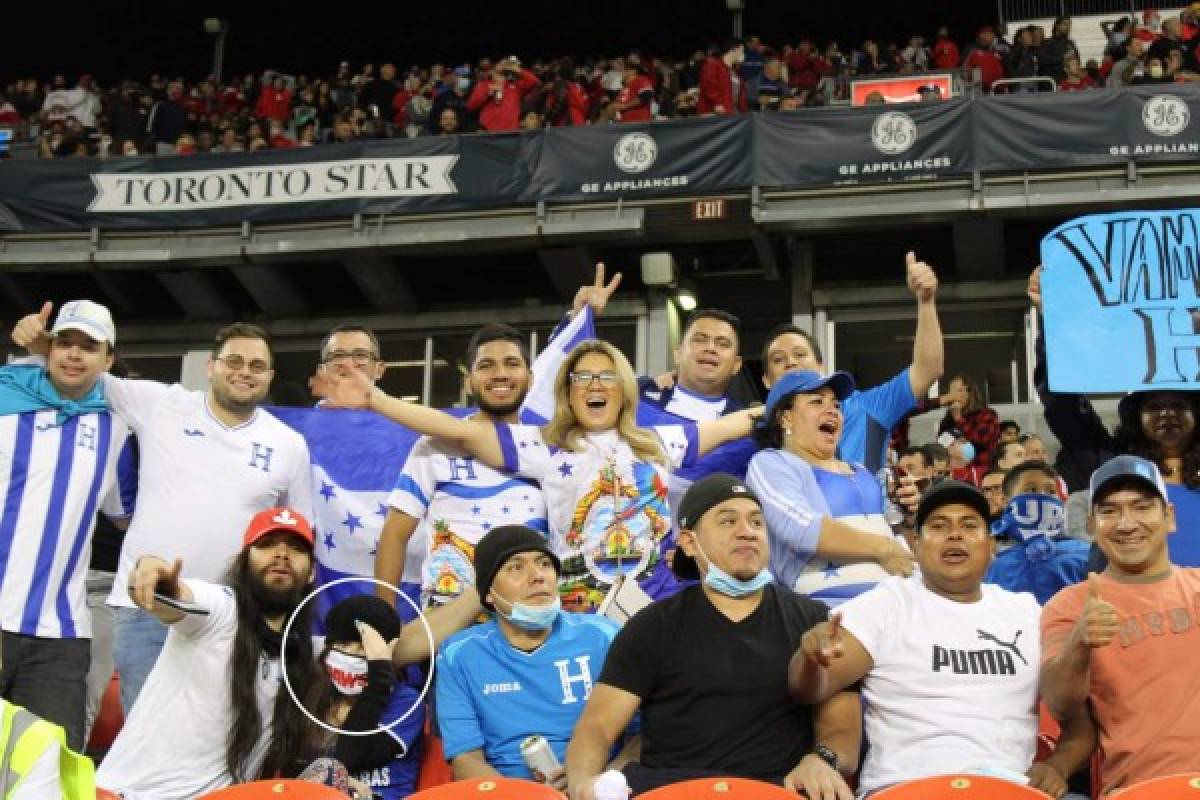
[[464, 323, 530, 370], [899, 445, 932, 468], [999, 419, 1021, 433], [1114, 391, 1200, 489], [319, 324, 380, 361], [1002, 459, 1058, 498], [752, 389, 801, 449], [760, 323, 823, 369], [981, 466, 1007, 484], [214, 322, 273, 362], [923, 442, 950, 463], [683, 308, 741, 342], [722, 37, 744, 55]]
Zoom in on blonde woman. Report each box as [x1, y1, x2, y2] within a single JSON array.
[[313, 339, 756, 611]]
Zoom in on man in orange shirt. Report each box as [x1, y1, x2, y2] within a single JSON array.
[[1041, 455, 1200, 796]]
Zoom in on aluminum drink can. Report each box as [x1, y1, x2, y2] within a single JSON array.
[[520, 735, 564, 784]]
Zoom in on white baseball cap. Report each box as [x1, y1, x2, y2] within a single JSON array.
[[51, 300, 116, 347]]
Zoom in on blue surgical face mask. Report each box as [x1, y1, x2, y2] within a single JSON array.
[[693, 538, 773, 598], [457, 77, 470, 92], [958, 442, 976, 463], [494, 594, 561, 631]]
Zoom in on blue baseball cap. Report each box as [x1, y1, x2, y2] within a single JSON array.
[[1089, 455, 1169, 505], [760, 369, 855, 426]]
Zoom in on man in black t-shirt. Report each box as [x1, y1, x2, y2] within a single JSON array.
[[565, 474, 860, 800]]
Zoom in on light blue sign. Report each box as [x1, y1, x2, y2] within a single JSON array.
[[1042, 209, 1200, 392]]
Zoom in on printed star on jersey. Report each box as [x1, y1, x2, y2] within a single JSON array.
[[319, 481, 337, 502], [558, 463, 574, 477], [342, 513, 363, 533]]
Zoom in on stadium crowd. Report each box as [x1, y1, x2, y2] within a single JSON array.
[[6, 5, 1200, 159], [0, 247, 1195, 799]]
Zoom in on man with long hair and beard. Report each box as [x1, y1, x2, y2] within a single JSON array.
[[96, 507, 319, 799]]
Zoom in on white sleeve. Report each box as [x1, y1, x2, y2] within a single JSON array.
[[98, 480, 130, 520], [837, 580, 900, 665], [172, 579, 237, 639], [282, 436, 315, 522], [496, 423, 555, 480], [101, 375, 172, 431], [11, 738, 62, 799], [388, 438, 439, 518], [652, 424, 699, 470]]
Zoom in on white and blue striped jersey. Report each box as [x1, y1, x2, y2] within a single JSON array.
[[103, 379, 314, 608], [388, 435, 547, 606], [0, 408, 130, 638]]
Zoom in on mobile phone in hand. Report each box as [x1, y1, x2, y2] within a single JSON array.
[[154, 592, 209, 616]]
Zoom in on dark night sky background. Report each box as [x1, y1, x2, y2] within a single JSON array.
[[8, 0, 1000, 83]]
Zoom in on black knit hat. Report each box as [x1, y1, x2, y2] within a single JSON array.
[[474, 525, 560, 610], [324, 594, 402, 646], [674, 473, 761, 580]]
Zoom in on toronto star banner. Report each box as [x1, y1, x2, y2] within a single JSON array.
[[3, 86, 1200, 232]]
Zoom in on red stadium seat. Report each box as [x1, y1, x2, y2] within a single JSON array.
[[198, 780, 349, 798], [415, 724, 453, 790], [637, 777, 797, 798], [1115, 773, 1200, 798], [86, 671, 124, 752], [409, 777, 563, 799], [96, 790, 122, 800], [871, 775, 1050, 798]]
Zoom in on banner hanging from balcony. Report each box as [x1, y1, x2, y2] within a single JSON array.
[[1041, 208, 1200, 393], [526, 114, 752, 202], [975, 85, 1200, 171], [3, 87, 1200, 233], [754, 96, 975, 186], [0, 134, 534, 231]]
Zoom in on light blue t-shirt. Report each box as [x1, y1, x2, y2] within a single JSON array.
[[838, 369, 918, 474], [436, 613, 620, 777]]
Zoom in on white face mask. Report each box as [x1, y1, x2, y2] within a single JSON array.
[[325, 648, 368, 696]]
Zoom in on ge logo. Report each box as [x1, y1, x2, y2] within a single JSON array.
[[1142, 95, 1190, 137], [613, 132, 658, 174], [871, 112, 917, 155]]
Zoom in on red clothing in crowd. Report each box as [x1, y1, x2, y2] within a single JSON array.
[[218, 87, 246, 115], [550, 81, 589, 126], [698, 56, 748, 115], [0, 102, 19, 125], [255, 87, 292, 122], [1059, 75, 1097, 91], [951, 465, 987, 486], [787, 52, 831, 90], [392, 89, 412, 127], [617, 74, 655, 122], [466, 68, 541, 131], [942, 406, 1001, 468], [932, 37, 961, 70], [963, 47, 1005, 89]]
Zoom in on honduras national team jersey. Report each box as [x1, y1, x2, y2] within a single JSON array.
[[352, 680, 425, 800], [495, 424, 697, 611], [837, 369, 917, 474], [389, 435, 547, 606], [747, 447, 899, 607], [104, 379, 313, 607], [436, 613, 620, 778], [0, 408, 130, 638]]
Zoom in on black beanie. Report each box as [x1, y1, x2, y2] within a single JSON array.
[[474, 524, 560, 610], [324, 594, 402, 646]]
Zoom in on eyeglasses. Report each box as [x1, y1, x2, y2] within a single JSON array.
[[570, 370, 619, 387], [215, 355, 272, 374], [323, 349, 379, 366]]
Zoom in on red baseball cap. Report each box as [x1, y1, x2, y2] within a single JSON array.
[[243, 507, 315, 549]]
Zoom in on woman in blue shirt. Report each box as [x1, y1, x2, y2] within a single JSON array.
[[746, 370, 916, 606]]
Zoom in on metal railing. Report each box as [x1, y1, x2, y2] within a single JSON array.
[[1000, 0, 1157, 24]]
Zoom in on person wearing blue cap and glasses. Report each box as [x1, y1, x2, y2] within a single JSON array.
[[746, 370, 918, 607]]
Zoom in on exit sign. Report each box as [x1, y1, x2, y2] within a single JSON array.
[[692, 199, 726, 220]]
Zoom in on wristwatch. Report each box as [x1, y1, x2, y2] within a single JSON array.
[[810, 744, 840, 773]]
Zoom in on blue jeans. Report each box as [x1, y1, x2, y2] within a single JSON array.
[[112, 606, 168, 715]]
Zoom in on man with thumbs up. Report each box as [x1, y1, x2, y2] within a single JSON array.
[[1041, 456, 1200, 797], [0, 299, 130, 750], [789, 481, 1089, 798], [760, 251, 944, 473]]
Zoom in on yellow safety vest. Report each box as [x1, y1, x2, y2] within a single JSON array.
[[0, 701, 94, 799]]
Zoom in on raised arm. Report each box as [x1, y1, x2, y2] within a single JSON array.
[[128, 555, 191, 625], [905, 251, 944, 398], [311, 367, 505, 469], [695, 407, 758, 457]]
